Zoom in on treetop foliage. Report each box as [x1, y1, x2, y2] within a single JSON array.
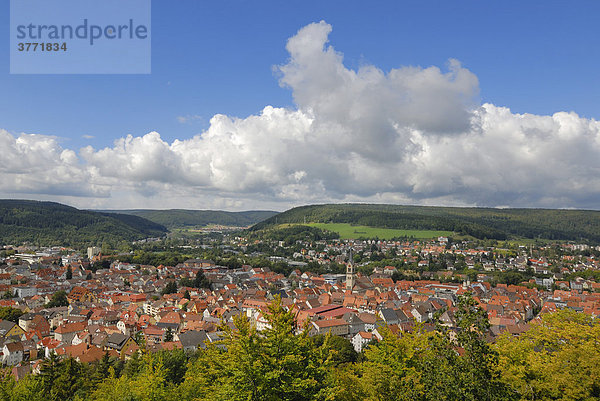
[[0, 307, 24, 323], [114, 209, 278, 229], [46, 290, 69, 308]]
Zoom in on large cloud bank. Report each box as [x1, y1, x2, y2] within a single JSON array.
[[2, 21, 600, 210]]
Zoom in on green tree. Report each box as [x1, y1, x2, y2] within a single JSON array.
[[91, 354, 170, 401], [311, 334, 358, 365], [92, 351, 114, 385], [355, 293, 511, 401], [0, 370, 45, 401], [0, 306, 24, 323], [46, 290, 69, 308], [88, 368, 135, 401], [36, 354, 89, 400], [194, 270, 211, 289], [495, 309, 600, 400], [37, 352, 61, 393], [227, 297, 329, 400], [161, 281, 178, 295], [357, 326, 428, 401], [123, 350, 144, 378], [157, 348, 188, 385], [427, 293, 510, 401], [65, 266, 72, 280], [0, 369, 16, 400], [179, 277, 194, 287], [183, 296, 329, 400], [179, 346, 227, 400], [50, 357, 88, 400], [164, 327, 174, 343]]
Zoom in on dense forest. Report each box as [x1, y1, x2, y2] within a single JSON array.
[[108, 209, 278, 229], [253, 204, 600, 243], [248, 225, 339, 245], [0, 295, 598, 401], [0, 200, 167, 248]]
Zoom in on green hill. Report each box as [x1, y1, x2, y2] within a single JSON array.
[[251, 204, 600, 243], [0, 200, 167, 247], [108, 209, 278, 229]]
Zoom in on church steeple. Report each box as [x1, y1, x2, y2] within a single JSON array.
[[346, 248, 355, 292]]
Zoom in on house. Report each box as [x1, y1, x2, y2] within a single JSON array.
[[143, 301, 164, 317], [2, 342, 24, 366], [178, 330, 209, 352], [41, 337, 62, 358], [19, 313, 43, 332], [71, 331, 91, 346], [0, 274, 10, 285], [0, 320, 26, 339], [250, 311, 271, 331], [12, 287, 37, 298], [79, 346, 118, 364], [117, 319, 138, 336], [29, 315, 50, 336], [143, 326, 165, 344], [378, 308, 399, 325], [205, 331, 226, 349], [358, 312, 377, 332], [91, 332, 109, 349], [54, 322, 86, 344], [21, 339, 38, 361], [438, 309, 456, 327], [351, 331, 381, 353], [68, 286, 96, 303], [11, 363, 31, 381], [411, 304, 434, 323], [105, 333, 136, 355], [56, 342, 88, 361], [309, 319, 349, 337], [44, 307, 69, 329], [343, 313, 365, 336]]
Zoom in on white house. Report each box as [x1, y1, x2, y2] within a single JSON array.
[[12, 286, 37, 298], [2, 342, 24, 366], [351, 331, 382, 353]]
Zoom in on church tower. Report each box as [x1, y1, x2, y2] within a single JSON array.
[[346, 249, 355, 292]]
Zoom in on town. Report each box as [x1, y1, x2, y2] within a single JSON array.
[[1, 229, 599, 381]]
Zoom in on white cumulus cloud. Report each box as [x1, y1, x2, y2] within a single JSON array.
[[1, 21, 599, 210]]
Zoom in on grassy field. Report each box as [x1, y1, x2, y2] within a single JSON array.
[[305, 223, 453, 240]]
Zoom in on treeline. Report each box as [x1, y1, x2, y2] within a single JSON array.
[[114, 251, 189, 268], [253, 204, 600, 242], [249, 225, 339, 245], [0, 200, 166, 248], [113, 209, 278, 229], [1, 296, 599, 401]]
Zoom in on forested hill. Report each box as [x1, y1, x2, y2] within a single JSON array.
[[251, 204, 600, 243], [107, 209, 278, 229], [0, 200, 167, 247]]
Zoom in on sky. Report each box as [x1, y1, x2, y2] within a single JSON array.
[[1, 1, 600, 211]]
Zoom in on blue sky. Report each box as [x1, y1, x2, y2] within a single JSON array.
[[1, 1, 600, 210]]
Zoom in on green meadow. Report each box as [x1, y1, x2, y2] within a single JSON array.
[[305, 222, 453, 240]]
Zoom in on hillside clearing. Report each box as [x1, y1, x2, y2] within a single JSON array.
[[304, 223, 453, 240]]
